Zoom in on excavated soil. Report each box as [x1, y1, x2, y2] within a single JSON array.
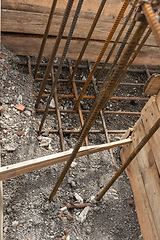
[[0, 44, 150, 240]]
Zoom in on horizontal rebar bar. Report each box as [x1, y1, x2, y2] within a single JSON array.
[[34, 78, 145, 86], [39, 129, 127, 134], [35, 93, 149, 101], [36, 108, 141, 115], [19, 61, 160, 74]]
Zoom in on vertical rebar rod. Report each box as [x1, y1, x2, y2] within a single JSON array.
[[144, 64, 151, 78], [34, 0, 58, 80], [74, 0, 130, 109], [96, 0, 138, 83], [67, 0, 108, 88], [87, 60, 117, 170], [38, 0, 84, 132], [35, 0, 75, 109], [96, 8, 139, 85], [142, 1, 160, 48], [51, 68, 65, 151], [67, 59, 89, 146], [49, 21, 148, 201], [96, 117, 160, 201]]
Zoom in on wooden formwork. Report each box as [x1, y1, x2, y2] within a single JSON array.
[[120, 90, 160, 240], [1, 0, 160, 66]]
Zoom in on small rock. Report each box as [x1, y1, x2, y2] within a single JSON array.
[[24, 110, 31, 117], [12, 221, 19, 227], [17, 95, 23, 104], [67, 212, 74, 221], [42, 129, 50, 137], [71, 161, 77, 167], [37, 135, 42, 141], [40, 137, 52, 147], [4, 114, 10, 119], [50, 99, 55, 108], [82, 76, 86, 81], [74, 193, 83, 203], [77, 206, 90, 223], [66, 236, 70, 240], [4, 143, 17, 152]]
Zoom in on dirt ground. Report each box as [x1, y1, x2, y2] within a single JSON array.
[[0, 44, 147, 240]]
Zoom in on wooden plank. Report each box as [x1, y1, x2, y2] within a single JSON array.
[[0, 138, 132, 181], [0, 143, 3, 240], [144, 74, 160, 95], [141, 99, 160, 174], [2, 0, 131, 18], [156, 89, 160, 112], [1, 9, 157, 47], [120, 143, 159, 240], [141, 95, 155, 116], [132, 119, 160, 238], [2, 34, 160, 66]]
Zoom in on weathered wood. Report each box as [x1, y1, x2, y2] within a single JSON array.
[[141, 99, 160, 174], [132, 119, 160, 237], [0, 143, 3, 240], [156, 89, 160, 112], [120, 143, 159, 240], [1, 9, 157, 47], [0, 138, 132, 182], [120, 127, 133, 140], [144, 74, 160, 95], [2, 34, 160, 65]]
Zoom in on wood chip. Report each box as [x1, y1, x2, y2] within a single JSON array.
[[67, 212, 74, 221], [60, 211, 63, 217], [3, 65, 7, 71], [14, 104, 25, 112], [65, 228, 70, 234], [62, 235, 66, 240]]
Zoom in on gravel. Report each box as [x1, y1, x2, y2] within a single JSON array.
[[0, 44, 144, 240]]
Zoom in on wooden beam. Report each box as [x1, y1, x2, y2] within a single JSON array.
[[0, 138, 132, 182], [2, 34, 160, 66], [0, 143, 3, 240]]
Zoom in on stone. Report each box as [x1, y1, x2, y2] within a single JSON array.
[[12, 221, 19, 227], [74, 193, 83, 203], [40, 137, 52, 147], [77, 206, 90, 223], [17, 95, 23, 104], [24, 110, 31, 117], [42, 129, 50, 137], [4, 143, 17, 152], [50, 99, 55, 108]]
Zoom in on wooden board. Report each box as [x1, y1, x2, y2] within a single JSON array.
[[120, 143, 159, 240], [1, 9, 157, 47], [144, 74, 160, 96], [2, 34, 160, 65], [0, 138, 131, 181], [132, 119, 160, 238]]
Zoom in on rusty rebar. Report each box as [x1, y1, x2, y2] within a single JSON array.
[[40, 129, 127, 134], [51, 68, 65, 151], [35, 0, 75, 109], [142, 1, 160, 48], [36, 108, 141, 116], [67, 0, 108, 88], [34, 0, 58, 80], [49, 21, 148, 201], [96, 0, 138, 83], [87, 59, 117, 170], [38, 0, 84, 133], [67, 59, 89, 146], [96, 117, 160, 201], [74, 0, 131, 108]]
